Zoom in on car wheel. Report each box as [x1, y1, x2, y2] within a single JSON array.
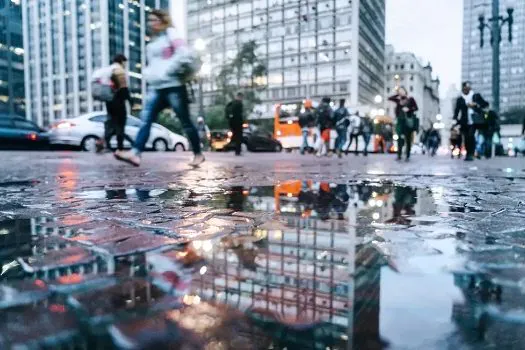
[[153, 138, 168, 152], [81, 136, 100, 152], [174, 143, 186, 152], [274, 143, 283, 152]]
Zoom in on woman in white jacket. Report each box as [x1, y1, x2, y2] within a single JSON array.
[[115, 9, 204, 167]]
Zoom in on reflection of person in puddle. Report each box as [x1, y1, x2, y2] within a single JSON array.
[[332, 185, 349, 218], [227, 186, 246, 211], [105, 189, 127, 200], [315, 183, 335, 221], [388, 187, 417, 225]]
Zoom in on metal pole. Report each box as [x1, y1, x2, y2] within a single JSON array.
[[492, 0, 500, 113]]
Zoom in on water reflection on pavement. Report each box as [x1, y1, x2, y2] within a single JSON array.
[[1, 179, 525, 349]]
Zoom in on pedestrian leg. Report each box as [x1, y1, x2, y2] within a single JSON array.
[[405, 132, 412, 160], [115, 113, 126, 151], [165, 87, 202, 156], [397, 135, 405, 160], [354, 135, 359, 155]]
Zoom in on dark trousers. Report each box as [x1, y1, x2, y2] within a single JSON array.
[[105, 101, 130, 151], [461, 125, 476, 159], [347, 134, 359, 153], [481, 129, 494, 158], [397, 132, 413, 159], [362, 133, 371, 155], [231, 124, 243, 155]]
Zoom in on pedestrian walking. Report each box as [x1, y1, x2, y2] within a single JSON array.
[[360, 114, 373, 156], [346, 111, 362, 155], [333, 99, 350, 158], [315, 97, 333, 157], [299, 99, 315, 155], [225, 92, 245, 156], [115, 9, 204, 167], [427, 127, 441, 157], [196, 116, 210, 151], [388, 87, 419, 161], [453, 81, 489, 162], [93, 54, 134, 154]]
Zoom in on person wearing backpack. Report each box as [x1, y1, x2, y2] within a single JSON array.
[[115, 9, 203, 167], [333, 99, 350, 158], [225, 92, 244, 156], [94, 54, 133, 154]]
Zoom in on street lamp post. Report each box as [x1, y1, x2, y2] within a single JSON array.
[[478, 0, 514, 114]]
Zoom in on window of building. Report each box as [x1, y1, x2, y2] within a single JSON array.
[[400, 64, 404, 70], [410, 86, 414, 92], [410, 64, 414, 69], [410, 75, 414, 81], [387, 65, 390, 71], [387, 87, 390, 93]]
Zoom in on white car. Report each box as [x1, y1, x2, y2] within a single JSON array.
[[48, 112, 189, 152]]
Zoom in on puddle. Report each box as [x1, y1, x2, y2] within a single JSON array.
[[1, 181, 525, 348]]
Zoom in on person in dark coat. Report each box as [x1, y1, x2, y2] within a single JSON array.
[[388, 87, 419, 161], [453, 81, 489, 161], [299, 100, 315, 155], [226, 92, 245, 156]]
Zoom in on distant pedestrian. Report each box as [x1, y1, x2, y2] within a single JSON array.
[[196, 116, 210, 151], [299, 99, 315, 154], [360, 114, 373, 156], [94, 54, 134, 154], [225, 92, 245, 156], [346, 111, 362, 155], [333, 99, 350, 158], [453, 81, 489, 161], [449, 127, 462, 159], [315, 97, 333, 157], [388, 87, 419, 161], [427, 127, 441, 156], [115, 9, 203, 167]]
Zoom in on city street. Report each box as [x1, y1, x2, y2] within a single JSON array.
[[1, 151, 525, 348]]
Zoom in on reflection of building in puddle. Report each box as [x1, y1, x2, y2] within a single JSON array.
[[191, 214, 385, 348]]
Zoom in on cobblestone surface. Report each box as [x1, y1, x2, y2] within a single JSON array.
[[0, 151, 525, 349]]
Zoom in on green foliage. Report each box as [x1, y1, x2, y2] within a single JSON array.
[[156, 110, 183, 134], [209, 40, 267, 121], [205, 105, 229, 130]]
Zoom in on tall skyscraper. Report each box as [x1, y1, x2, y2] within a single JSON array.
[[0, 0, 25, 116], [185, 0, 385, 118], [462, 0, 525, 112], [22, 0, 169, 127]]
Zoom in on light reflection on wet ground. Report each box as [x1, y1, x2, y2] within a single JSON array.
[[1, 177, 525, 349]]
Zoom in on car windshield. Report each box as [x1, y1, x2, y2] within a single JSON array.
[[13, 119, 40, 132], [89, 114, 108, 123]]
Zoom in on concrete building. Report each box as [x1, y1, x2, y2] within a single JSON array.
[[184, 0, 385, 118], [462, 0, 525, 112], [384, 45, 440, 130], [0, 0, 25, 116], [22, 0, 169, 127]]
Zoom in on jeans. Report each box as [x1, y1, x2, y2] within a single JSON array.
[[334, 128, 347, 152], [362, 133, 371, 155], [133, 86, 201, 155], [300, 128, 309, 153]]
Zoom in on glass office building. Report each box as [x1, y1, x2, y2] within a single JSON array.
[[22, 0, 169, 126], [0, 0, 25, 116], [186, 0, 385, 118]]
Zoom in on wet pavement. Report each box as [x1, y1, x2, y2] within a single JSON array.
[[1, 151, 525, 349]]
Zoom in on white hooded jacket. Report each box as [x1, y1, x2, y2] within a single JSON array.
[[143, 27, 199, 90]]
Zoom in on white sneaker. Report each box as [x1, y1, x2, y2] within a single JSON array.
[[189, 154, 205, 167]]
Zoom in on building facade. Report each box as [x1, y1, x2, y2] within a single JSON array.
[[184, 0, 385, 118], [462, 0, 525, 112], [0, 0, 25, 116], [384, 45, 440, 130], [22, 0, 169, 127]]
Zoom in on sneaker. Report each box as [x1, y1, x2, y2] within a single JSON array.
[[189, 154, 205, 167], [114, 151, 141, 167]]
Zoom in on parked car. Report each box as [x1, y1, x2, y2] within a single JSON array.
[[222, 125, 282, 153], [0, 115, 50, 150], [210, 129, 231, 151], [48, 112, 189, 152]]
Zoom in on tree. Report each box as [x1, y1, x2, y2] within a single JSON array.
[[209, 40, 267, 123]]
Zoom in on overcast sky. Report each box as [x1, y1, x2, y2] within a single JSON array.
[[386, 0, 463, 95]]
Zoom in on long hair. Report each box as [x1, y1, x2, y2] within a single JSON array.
[[149, 9, 172, 31]]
